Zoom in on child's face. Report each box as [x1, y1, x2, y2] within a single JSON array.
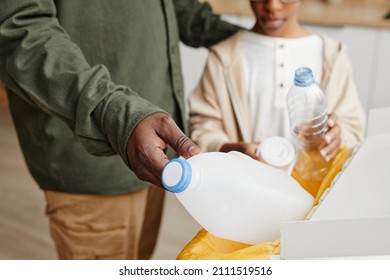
[[250, 0, 302, 37]]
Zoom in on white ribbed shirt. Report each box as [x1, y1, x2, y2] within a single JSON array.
[[240, 31, 323, 142]]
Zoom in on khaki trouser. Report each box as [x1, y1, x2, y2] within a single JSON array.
[[44, 186, 165, 260]]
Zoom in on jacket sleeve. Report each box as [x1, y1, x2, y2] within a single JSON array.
[[326, 47, 366, 149], [174, 0, 241, 48], [189, 51, 231, 152], [0, 0, 165, 166]]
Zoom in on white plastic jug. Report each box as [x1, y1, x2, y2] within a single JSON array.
[[161, 151, 314, 245]]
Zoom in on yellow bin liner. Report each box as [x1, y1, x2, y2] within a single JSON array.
[[176, 147, 350, 260]]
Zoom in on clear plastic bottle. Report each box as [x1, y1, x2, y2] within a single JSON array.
[[286, 67, 331, 197], [161, 151, 314, 245]]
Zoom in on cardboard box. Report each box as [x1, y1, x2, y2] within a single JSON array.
[[279, 107, 390, 259]]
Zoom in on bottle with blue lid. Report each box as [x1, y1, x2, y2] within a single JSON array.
[[286, 67, 331, 197], [287, 67, 328, 150], [162, 151, 314, 245]]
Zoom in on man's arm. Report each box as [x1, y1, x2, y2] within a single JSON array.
[[174, 0, 242, 48], [0, 0, 199, 186]]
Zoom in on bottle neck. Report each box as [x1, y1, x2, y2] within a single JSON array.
[[294, 67, 315, 87], [162, 158, 193, 193]]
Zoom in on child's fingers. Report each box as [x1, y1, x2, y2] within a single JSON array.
[[328, 113, 339, 128]]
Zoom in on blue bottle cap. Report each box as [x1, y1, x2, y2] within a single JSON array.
[[294, 67, 315, 87], [161, 158, 192, 193]]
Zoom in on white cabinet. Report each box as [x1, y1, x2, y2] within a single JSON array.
[[371, 29, 390, 109]]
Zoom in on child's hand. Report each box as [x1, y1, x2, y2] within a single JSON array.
[[242, 142, 260, 160], [220, 142, 260, 160], [320, 113, 342, 161]]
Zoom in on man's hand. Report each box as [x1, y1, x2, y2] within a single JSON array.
[[126, 113, 200, 187]]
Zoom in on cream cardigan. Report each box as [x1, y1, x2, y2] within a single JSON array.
[[189, 31, 366, 152]]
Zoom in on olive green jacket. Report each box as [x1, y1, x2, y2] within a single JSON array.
[[0, 0, 240, 194]]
